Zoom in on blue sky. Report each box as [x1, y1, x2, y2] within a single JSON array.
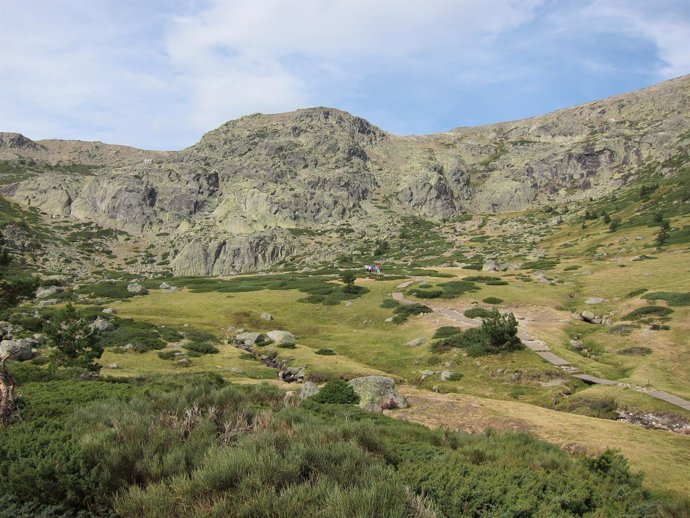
[[1, 0, 689, 150]]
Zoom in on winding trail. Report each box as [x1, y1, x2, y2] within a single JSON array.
[[393, 282, 690, 412]]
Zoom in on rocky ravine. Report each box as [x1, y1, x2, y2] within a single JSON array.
[[1, 75, 689, 275]]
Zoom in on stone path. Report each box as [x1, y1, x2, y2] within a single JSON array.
[[393, 283, 690, 413]]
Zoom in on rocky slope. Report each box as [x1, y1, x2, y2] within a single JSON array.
[[1, 75, 689, 275]]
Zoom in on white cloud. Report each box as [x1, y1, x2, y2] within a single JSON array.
[[164, 0, 546, 132], [579, 0, 690, 78], [0, 0, 687, 149]]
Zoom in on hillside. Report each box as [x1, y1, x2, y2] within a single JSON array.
[[1, 74, 689, 276]]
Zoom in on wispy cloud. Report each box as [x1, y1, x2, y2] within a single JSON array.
[[0, 0, 688, 149]]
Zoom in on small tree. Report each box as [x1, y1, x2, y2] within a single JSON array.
[[602, 212, 611, 224], [45, 304, 103, 372], [608, 217, 621, 232], [480, 309, 523, 352], [340, 271, 358, 294], [656, 227, 669, 245]]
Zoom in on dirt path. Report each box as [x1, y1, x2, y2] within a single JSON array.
[[393, 283, 690, 412]]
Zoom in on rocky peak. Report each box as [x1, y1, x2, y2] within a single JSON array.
[[0, 132, 41, 151]]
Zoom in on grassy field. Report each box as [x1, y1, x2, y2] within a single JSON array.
[[393, 387, 690, 496]]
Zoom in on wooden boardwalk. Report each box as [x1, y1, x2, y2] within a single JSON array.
[[392, 287, 690, 413]]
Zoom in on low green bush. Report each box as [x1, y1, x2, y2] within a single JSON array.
[[182, 342, 219, 355], [643, 291, 690, 306], [622, 306, 673, 320], [482, 296, 503, 304], [392, 303, 432, 324], [463, 308, 493, 319], [315, 348, 337, 356], [311, 379, 359, 404]]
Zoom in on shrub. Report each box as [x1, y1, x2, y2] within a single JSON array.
[[463, 308, 493, 319], [482, 296, 503, 304], [643, 291, 690, 306], [433, 326, 463, 339], [157, 350, 178, 360], [315, 348, 337, 356], [44, 304, 103, 372], [608, 217, 621, 232], [622, 306, 673, 320], [432, 310, 522, 355], [311, 379, 360, 404], [182, 342, 219, 355], [97, 318, 166, 352], [392, 303, 432, 324], [380, 299, 400, 309]]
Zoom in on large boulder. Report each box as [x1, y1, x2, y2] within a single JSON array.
[[300, 381, 321, 399], [267, 330, 296, 346], [35, 286, 63, 299], [348, 376, 408, 413], [236, 332, 264, 346], [0, 339, 34, 361], [90, 316, 114, 332], [127, 282, 148, 294]]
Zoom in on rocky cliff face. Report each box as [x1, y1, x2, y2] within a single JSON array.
[[2, 76, 689, 274]]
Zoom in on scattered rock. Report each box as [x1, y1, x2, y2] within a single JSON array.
[[300, 381, 320, 399], [106, 363, 119, 369], [407, 337, 424, 347], [102, 308, 116, 314], [260, 312, 274, 321], [279, 366, 305, 383], [348, 376, 408, 413], [345, 301, 353, 307], [384, 317, 394, 323], [482, 259, 499, 272], [38, 299, 59, 307], [585, 297, 605, 304], [267, 330, 295, 346], [440, 370, 453, 381]]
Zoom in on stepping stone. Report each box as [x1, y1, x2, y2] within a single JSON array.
[[535, 351, 570, 366]]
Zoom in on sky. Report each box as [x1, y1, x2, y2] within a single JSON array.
[[1, 0, 689, 150]]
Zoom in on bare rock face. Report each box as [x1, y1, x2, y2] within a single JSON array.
[[2, 77, 690, 274]]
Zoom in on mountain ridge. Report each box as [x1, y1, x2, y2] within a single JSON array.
[[1, 74, 689, 275]]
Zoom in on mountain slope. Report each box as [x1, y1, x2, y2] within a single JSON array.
[[1, 75, 689, 275]]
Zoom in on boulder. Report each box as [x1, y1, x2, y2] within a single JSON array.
[[347, 376, 408, 413], [90, 316, 114, 332], [35, 286, 63, 299], [267, 330, 296, 346], [127, 282, 148, 294], [440, 370, 453, 381], [300, 381, 321, 399], [260, 312, 274, 321], [585, 297, 605, 304], [38, 299, 59, 307], [102, 308, 116, 314], [482, 259, 499, 272], [0, 339, 34, 361], [581, 311, 596, 323], [407, 338, 425, 347], [236, 332, 264, 345]]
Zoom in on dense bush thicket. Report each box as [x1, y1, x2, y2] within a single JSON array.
[[311, 379, 359, 404], [0, 369, 684, 517], [432, 310, 523, 356]]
